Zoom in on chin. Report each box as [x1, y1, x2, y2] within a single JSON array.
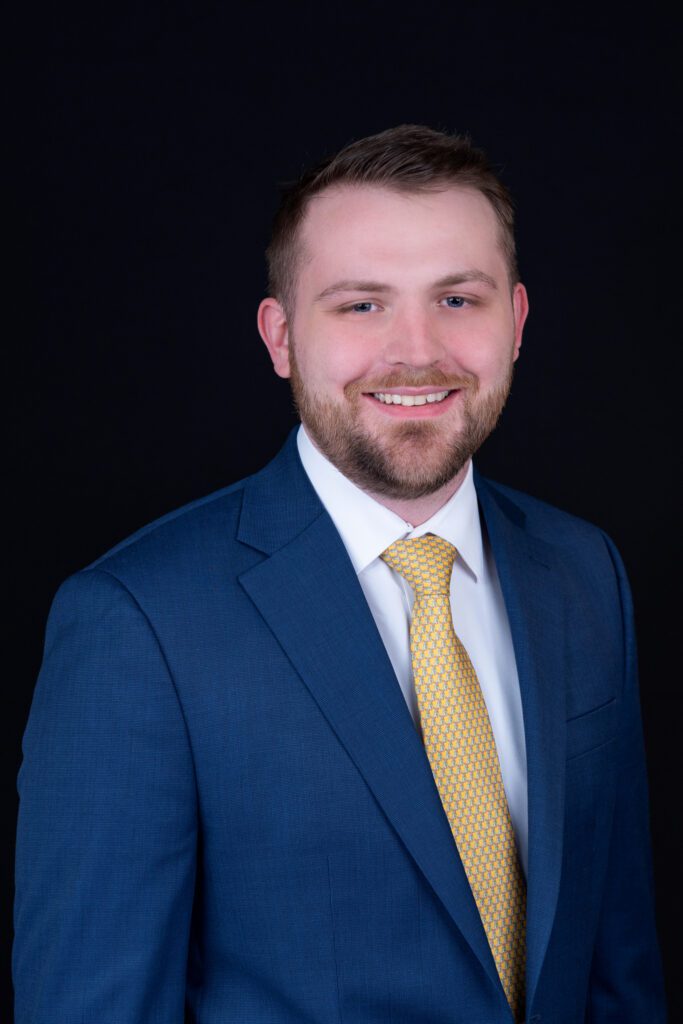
[[339, 431, 473, 500]]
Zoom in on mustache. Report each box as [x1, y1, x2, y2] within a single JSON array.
[[346, 370, 478, 397]]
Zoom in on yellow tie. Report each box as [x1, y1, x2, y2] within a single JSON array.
[[382, 534, 526, 1021]]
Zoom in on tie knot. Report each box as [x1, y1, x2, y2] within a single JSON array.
[[381, 535, 457, 594]]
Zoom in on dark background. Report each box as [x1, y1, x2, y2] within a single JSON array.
[[7, 2, 680, 1018]]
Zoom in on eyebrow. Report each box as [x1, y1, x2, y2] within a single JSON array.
[[314, 269, 497, 302]]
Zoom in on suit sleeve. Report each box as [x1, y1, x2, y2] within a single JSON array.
[[13, 568, 198, 1024], [586, 534, 667, 1022]]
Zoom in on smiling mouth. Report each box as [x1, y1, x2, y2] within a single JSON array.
[[371, 389, 453, 406]]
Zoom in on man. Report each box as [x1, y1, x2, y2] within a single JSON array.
[[14, 125, 666, 1022]]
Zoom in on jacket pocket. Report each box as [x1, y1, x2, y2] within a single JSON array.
[[566, 696, 617, 760]]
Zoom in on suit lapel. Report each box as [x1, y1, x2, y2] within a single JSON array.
[[238, 434, 501, 995], [237, 434, 568, 1010], [476, 475, 568, 1011]]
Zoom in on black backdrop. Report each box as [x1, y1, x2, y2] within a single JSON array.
[[7, 3, 680, 1018]]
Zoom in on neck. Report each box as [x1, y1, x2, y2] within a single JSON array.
[[364, 461, 471, 527]]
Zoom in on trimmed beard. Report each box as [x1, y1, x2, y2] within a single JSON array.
[[288, 345, 514, 500]]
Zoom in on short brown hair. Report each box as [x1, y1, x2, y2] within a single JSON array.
[[266, 124, 519, 317]]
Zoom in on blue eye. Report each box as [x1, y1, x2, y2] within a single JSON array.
[[351, 302, 374, 313], [444, 296, 465, 308]]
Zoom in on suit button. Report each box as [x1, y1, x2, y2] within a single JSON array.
[[528, 1017, 542, 1023]]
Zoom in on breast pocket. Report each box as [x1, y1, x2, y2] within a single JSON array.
[[566, 697, 618, 760]]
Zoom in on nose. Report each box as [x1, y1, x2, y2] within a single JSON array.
[[382, 307, 446, 368]]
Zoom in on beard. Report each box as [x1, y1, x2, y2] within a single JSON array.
[[288, 346, 515, 500]]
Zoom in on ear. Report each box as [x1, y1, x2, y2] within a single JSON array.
[[511, 282, 529, 362], [257, 297, 291, 378]]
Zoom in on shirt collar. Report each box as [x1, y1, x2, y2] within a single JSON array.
[[296, 425, 485, 581]]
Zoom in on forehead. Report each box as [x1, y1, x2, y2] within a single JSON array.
[[297, 183, 505, 281]]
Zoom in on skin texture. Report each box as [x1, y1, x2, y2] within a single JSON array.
[[258, 184, 529, 526]]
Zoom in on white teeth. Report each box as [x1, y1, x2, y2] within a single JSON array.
[[372, 390, 450, 406]]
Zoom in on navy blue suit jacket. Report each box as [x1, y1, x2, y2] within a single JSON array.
[[14, 431, 666, 1022]]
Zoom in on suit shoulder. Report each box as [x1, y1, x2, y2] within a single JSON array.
[[83, 475, 254, 584], [477, 474, 612, 552], [56, 431, 304, 604]]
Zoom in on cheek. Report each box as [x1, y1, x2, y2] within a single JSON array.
[[294, 350, 356, 398], [449, 322, 515, 377], [299, 333, 376, 391]]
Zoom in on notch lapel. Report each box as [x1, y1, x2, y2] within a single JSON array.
[[476, 475, 568, 1012], [237, 435, 502, 997]]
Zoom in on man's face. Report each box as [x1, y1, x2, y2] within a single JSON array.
[[259, 184, 528, 499]]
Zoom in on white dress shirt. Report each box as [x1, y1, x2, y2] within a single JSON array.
[[297, 425, 529, 876]]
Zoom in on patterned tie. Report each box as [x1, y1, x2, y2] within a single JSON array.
[[382, 534, 526, 1021]]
